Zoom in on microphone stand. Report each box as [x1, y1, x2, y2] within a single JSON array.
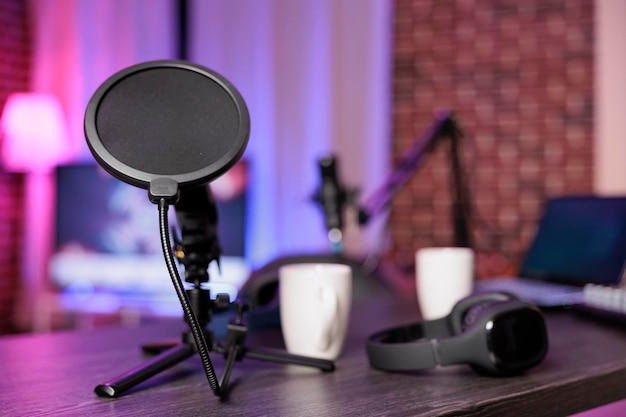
[[94, 186, 334, 399], [242, 110, 472, 320], [312, 110, 471, 251], [357, 109, 472, 248]]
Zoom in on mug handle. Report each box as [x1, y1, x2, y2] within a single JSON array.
[[316, 284, 338, 351]]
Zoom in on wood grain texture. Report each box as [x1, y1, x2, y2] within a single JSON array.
[[1, 297, 625, 416]]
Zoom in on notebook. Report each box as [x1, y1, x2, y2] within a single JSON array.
[[475, 196, 626, 307]]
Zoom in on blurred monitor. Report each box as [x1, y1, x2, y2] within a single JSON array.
[[49, 162, 249, 315]]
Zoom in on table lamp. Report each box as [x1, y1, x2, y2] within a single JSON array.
[[0, 92, 71, 330], [1, 92, 70, 172]]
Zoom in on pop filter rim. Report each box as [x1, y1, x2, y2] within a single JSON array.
[[84, 60, 250, 189]]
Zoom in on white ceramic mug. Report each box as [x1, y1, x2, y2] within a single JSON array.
[[416, 247, 474, 320], [279, 263, 352, 360]]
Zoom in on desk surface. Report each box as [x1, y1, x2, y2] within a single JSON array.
[[2, 296, 626, 417]]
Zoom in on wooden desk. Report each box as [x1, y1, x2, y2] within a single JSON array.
[[1, 296, 626, 416]]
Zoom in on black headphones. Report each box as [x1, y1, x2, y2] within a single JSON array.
[[367, 292, 548, 376]]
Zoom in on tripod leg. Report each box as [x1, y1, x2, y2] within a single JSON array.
[[244, 347, 335, 371], [95, 343, 196, 398], [218, 343, 241, 395], [214, 303, 335, 382]]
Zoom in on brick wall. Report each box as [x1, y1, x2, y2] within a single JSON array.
[[0, 0, 30, 334], [389, 0, 594, 277]]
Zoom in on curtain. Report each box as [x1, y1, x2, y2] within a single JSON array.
[[24, 0, 175, 330], [29, 0, 177, 157], [26, 0, 391, 311], [188, 0, 392, 266]]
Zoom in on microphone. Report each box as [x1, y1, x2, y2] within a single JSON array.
[[174, 185, 222, 285], [316, 155, 347, 251]]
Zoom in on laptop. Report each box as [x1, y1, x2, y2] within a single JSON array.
[[474, 196, 626, 307]]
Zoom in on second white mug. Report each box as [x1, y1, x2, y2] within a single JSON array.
[[416, 247, 474, 320]]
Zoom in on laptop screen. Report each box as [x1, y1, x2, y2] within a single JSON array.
[[520, 196, 626, 286]]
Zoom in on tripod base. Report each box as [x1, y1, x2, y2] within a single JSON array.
[[95, 314, 334, 398]]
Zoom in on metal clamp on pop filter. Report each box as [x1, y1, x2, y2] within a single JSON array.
[[84, 60, 333, 400]]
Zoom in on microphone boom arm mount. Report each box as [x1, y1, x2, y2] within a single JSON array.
[[357, 109, 472, 248]]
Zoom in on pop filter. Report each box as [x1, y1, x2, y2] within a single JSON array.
[[84, 60, 250, 193]]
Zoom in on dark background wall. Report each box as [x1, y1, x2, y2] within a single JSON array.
[[0, 0, 30, 334], [389, 0, 594, 277]]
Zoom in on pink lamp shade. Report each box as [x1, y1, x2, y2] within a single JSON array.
[[0, 92, 70, 172]]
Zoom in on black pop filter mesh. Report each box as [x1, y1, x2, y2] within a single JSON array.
[[97, 68, 238, 175], [85, 60, 250, 189]]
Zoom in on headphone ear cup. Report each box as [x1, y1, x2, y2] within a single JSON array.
[[449, 292, 518, 334], [461, 300, 499, 331]]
